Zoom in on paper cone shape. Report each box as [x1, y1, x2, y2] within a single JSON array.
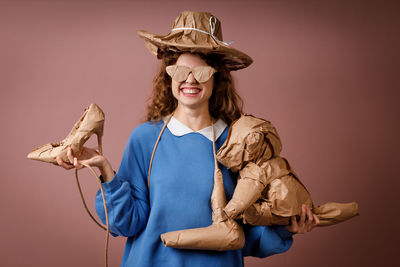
[[312, 202, 359, 226]]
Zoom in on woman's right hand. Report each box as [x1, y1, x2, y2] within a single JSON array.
[[56, 147, 114, 182]]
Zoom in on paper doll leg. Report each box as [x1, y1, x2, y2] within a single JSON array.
[[224, 162, 266, 219], [160, 168, 245, 251], [224, 157, 293, 219], [267, 174, 313, 217], [312, 202, 359, 226], [241, 172, 311, 226], [160, 214, 244, 250], [241, 200, 290, 226]]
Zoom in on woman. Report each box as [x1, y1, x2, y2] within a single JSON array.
[[57, 11, 318, 266]]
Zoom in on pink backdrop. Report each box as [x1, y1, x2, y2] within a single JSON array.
[[1, 0, 399, 266]]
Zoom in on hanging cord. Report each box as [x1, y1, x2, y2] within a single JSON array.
[[74, 162, 113, 267], [211, 118, 218, 166], [72, 114, 175, 267], [147, 113, 174, 188]]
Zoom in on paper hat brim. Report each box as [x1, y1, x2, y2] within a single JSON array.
[[138, 29, 253, 71]]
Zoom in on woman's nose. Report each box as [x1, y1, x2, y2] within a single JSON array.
[[185, 72, 197, 84]]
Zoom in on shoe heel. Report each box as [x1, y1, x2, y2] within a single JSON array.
[[96, 132, 103, 156]]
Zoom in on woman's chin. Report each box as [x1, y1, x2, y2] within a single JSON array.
[[176, 99, 208, 111]]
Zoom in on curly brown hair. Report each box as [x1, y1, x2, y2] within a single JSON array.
[[146, 50, 243, 125]]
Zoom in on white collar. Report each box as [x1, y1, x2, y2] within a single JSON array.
[[162, 116, 227, 141]]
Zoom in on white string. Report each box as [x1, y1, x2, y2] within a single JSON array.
[[171, 15, 235, 46], [209, 16, 216, 36]]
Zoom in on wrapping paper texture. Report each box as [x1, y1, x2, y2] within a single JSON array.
[[137, 11, 253, 71], [27, 103, 105, 164], [223, 163, 266, 219], [166, 65, 216, 83], [160, 218, 244, 251], [217, 114, 359, 227], [217, 116, 281, 172]]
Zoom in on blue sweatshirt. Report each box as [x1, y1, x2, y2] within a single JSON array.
[[95, 119, 293, 267]]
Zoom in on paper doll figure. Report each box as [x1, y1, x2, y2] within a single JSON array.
[[217, 114, 359, 227], [161, 114, 359, 251]]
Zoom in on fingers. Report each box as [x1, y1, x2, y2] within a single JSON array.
[[304, 205, 320, 233], [69, 147, 85, 169], [300, 204, 306, 225], [306, 205, 313, 222], [67, 147, 74, 164], [305, 205, 314, 231], [288, 206, 320, 235], [56, 148, 84, 170], [73, 157, 83, 169], [313, 214, 320, 225], [292, 205, 316, 234], [56, 156, 74, 170]]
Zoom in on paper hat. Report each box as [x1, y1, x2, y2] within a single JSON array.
[[138, 10, 253, 71]]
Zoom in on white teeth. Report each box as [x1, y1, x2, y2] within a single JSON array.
[[181, 88, 200, 94]]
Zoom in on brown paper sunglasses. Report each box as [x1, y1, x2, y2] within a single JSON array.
[[166, 65, 217, 83]]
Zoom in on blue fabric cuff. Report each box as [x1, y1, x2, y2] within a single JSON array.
[[99, 171, 119, 192], [275, 225, 294, 240]]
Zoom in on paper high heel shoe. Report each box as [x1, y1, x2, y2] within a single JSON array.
[[27, 103, 105, 164], [27, 103, 112, 267]]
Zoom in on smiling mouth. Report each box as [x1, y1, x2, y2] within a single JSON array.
[[180, 87, 201, 96]]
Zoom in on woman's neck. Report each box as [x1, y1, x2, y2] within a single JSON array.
[[173, 105, 213, 131]]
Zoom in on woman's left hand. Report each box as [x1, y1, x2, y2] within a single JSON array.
[[285, 204, 320, 234]]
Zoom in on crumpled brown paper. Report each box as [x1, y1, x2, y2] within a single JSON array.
[[166, 65, 216, 83], [137, 11, 253, 71], [26, 103, 110, 267], [217, 114, 359, 227], [27, 103, 104, 164]]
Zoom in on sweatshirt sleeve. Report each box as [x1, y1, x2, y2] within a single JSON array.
[[95, 124, 154, 237], [242, 224, 294, 258]]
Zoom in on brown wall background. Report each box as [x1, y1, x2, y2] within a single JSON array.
[[1, 0, 399, 266]]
